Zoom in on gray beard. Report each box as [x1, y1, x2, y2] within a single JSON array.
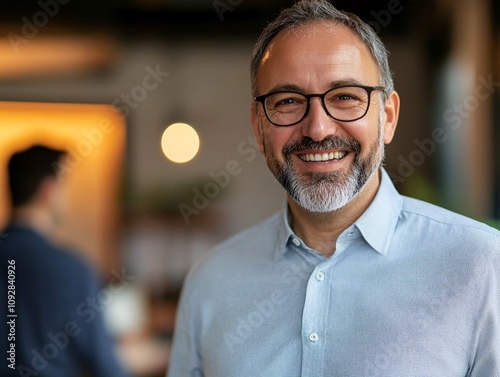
[[264, 120, 384, 213]]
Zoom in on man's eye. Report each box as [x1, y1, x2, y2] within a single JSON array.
[[275, 98, 301, 106], [336, 94, 356, 101]]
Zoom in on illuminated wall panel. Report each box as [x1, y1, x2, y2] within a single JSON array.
[[0, 101, 125, 274]]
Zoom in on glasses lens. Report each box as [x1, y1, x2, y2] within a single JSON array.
[[324, 86, 370, 121], [264, 92, 307, 126]]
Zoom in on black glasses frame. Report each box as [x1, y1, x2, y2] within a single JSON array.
[[254, 84, 386, 127]]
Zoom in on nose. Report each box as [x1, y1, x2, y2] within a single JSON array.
[[301, 96, 339, 141]]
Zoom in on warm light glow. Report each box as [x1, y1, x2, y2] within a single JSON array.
[[0, 101, 125, 271], [0, 34, 117, 79], [161, 123, 200, 163]]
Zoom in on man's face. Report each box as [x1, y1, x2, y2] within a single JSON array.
[[251, 22, 398, 213]]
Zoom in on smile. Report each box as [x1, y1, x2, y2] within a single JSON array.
[[298, 151, 347, 162]]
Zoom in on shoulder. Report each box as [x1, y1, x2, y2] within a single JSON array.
[[212, 211, 283, 255], [400, 196, 499, 234], [399, 195, 500, 251], [2, 227, 97, 284], [182, 212, 283, 292]]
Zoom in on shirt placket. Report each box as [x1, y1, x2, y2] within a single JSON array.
[[299, 229, 357, 377], [300, 258, 335, 376]]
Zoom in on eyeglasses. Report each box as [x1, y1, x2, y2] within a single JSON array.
[[254, 85, 386, 127]]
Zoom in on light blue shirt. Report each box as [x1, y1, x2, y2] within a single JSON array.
[[168, 169, 500, 377]]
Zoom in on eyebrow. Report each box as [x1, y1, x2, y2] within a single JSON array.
[[265, 78, 366, 94]]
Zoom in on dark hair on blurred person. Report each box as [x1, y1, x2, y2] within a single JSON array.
[[8, 145, 66, 207]]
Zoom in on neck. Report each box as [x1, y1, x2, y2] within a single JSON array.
[[288, 169, 381, 257], [11, 205, 53, 238]]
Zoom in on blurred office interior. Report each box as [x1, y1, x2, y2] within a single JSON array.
[[0, 0, 499, 375]]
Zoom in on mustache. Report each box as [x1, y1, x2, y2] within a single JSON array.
[[282, 136, 361, 156]]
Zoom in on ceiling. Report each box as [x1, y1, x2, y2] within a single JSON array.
[[0, 0, 419, 39]]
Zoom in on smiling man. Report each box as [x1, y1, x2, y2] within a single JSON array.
[[167, 1, 500, 376]]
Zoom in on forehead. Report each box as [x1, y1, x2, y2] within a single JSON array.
[[257, 22, 379, 93]]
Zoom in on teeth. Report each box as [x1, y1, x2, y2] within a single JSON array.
[[299, 151, 347, 162]]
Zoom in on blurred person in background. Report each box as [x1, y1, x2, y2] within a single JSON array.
[[0, 145, 129, 377], [168, 0, 500, 376]]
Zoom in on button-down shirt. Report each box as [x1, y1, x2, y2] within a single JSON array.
[[168, 169, 500, 377]]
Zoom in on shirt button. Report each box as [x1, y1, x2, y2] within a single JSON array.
[[309, 332, 319, 342], [315, 272, 325, 281], [292, 238, 301, 246]]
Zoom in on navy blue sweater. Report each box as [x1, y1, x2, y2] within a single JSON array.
[[0, 225, 129, 377]]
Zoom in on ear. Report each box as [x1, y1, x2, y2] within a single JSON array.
[[36, 176, 58, 208], [250, 102, 265, 155], [382, 90, 400, 144], [39, 177, 57, 201]]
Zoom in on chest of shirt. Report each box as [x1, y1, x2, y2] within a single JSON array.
[[197, 243, 477, 376]]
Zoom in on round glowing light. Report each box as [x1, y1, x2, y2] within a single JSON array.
[[161, 123, 200, 163]]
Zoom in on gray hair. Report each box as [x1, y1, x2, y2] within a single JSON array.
[[249, 0, 394, 97]]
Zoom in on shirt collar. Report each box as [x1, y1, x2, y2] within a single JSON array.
[[274, 168, 402, 259], [353, 168, 402, 255]]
